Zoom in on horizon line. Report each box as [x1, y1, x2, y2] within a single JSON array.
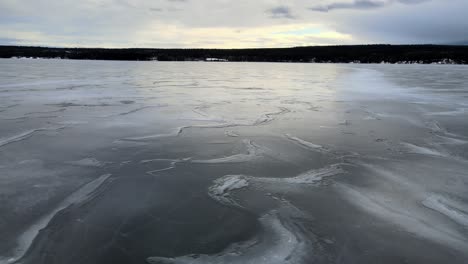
[[1, 43, 464, 50]]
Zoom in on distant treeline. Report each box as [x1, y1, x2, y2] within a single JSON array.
[[1, 45, 468, 64]]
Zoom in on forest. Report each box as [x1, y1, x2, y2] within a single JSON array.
[[1, 45, 468, 64]]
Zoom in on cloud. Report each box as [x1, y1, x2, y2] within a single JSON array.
[[0, 0, 466, 48], [310, 0, 429, 12], [327, 0, 468, 44], [267, 6, 296, 19]]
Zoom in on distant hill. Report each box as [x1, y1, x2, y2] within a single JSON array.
[[1, 44, 468, 64], [447, 41, 468, 46]]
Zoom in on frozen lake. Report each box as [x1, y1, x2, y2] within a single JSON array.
[[1, 59, 468, 264]]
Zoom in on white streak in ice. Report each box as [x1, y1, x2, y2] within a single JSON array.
[[120, 124, 239, 142], [206, 164, 344, 209], [120, 127, 184, 141], [285, 134, 323, 149], [422, 194, 468, 228], [2, 174, 112, 264], [255, 164, 344, 185], [436, 135, 468, 145], [253, 107, 290, 126], [191, 140, 262, 164], [141, 158, 191, 176], [147, 209, 308, 264], [0, 127, 66, 148], [336, 183, 468, 253], [65, 158, 104, 167], [284, 134, 330, 154], [426, 108, 467, 116], [401, 142, 448, 157]]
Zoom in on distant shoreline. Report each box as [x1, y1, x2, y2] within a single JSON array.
[[3, 57, 467, 66], [1, 45, 468, 64]]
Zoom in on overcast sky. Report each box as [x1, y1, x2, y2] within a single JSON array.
[[0, 0, 467, 48]]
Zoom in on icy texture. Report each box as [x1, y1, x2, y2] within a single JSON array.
[[66, 158, 104, 167], [423, 194, 468, 227], [147, 208, 309, 264], [3, 174, 111, 264], [208, 175, 249, 207], [191, 140, 263, 164], [254, 164, 345, 185], [1, 60, 468, 264]]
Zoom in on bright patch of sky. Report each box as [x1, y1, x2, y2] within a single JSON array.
[[273, 28, 322, 36]]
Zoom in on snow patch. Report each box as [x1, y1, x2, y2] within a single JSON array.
[[208, 175, 249, 207], [225, 130, 240, 137], [66, 158, 104, 167]]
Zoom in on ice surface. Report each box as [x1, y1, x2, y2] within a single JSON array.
[[1, 60, 468, 264]]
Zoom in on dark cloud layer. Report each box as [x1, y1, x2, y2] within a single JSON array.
[[330, 0, 468, 44], [267, 6, 296, 19], [310, 0, 430, 12]]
